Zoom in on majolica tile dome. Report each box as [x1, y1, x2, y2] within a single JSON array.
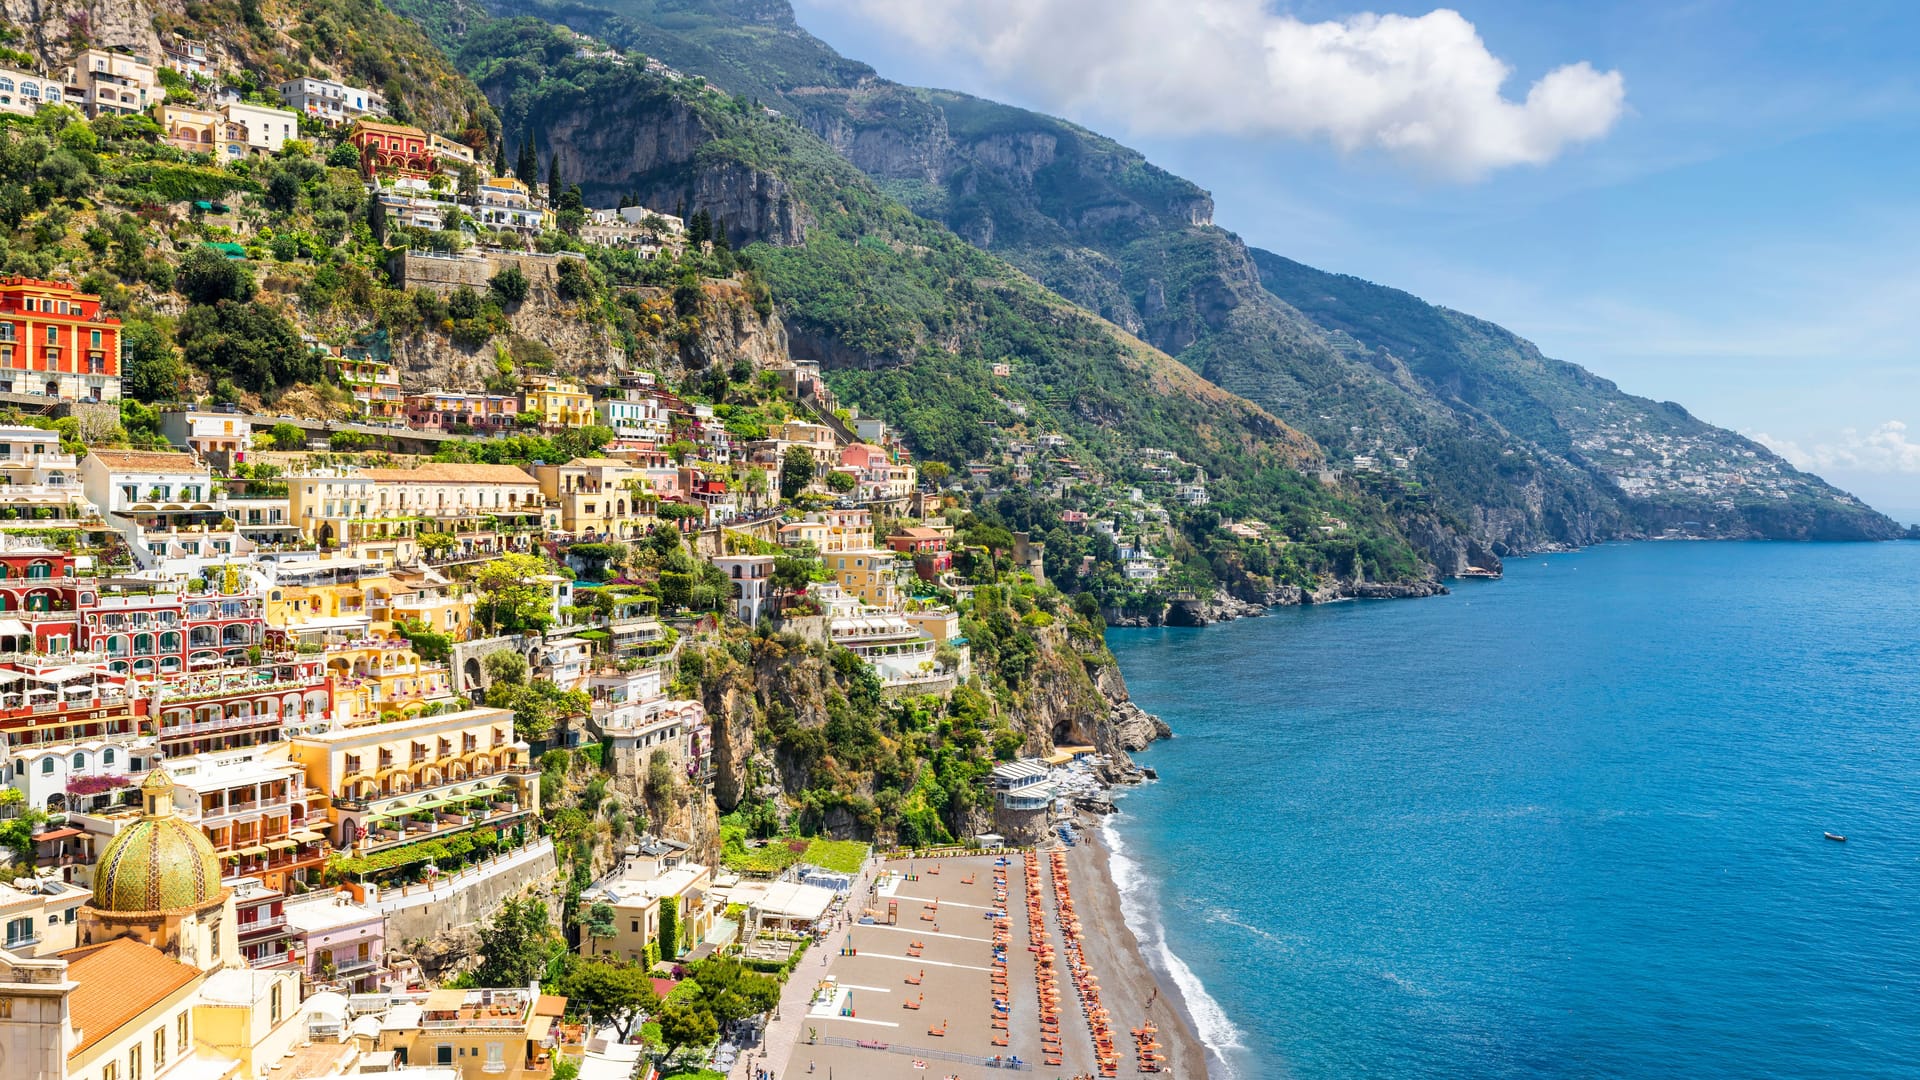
[[91, 768, 224, 914]]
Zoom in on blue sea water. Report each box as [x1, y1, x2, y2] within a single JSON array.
[[1106, 541, 1920, 1080]]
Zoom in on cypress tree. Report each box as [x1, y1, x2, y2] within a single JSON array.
[[547, 153, 563, 208], [516, 132, 538, 184]]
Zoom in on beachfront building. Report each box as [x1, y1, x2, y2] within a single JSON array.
[[0, 275, 123, 402], [578, 842, 713, 962], [285, 707, 539, 865], [369, 983, 567, 1080], [990, 760, 1057, 844]]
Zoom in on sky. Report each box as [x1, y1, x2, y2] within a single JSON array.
[[790, 0, 1920, 521]]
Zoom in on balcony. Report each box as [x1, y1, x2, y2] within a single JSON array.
[[238, 912, 289, 937], [159, 713, 289, 741], [249, 948, 297, 969]]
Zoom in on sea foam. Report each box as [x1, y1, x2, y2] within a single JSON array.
[[1103, 816, 1250, 1075]]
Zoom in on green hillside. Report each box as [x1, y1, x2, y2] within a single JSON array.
[[468, 0, 1903, 550]]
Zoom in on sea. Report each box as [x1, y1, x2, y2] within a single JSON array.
[[1106, 541, 1920, 1080]]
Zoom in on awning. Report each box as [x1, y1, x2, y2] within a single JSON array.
[[291, 830, 326, 843], [34, 827, 83, 842], [423, 988, 467, 1012], [268, 839, 298, 851], [0, 619, 32, 638], [239, 845, 269, 857]]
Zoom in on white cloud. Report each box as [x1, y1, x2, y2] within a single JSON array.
[[1752, 421, 1920, 475], [822, 1, 1625, 179]]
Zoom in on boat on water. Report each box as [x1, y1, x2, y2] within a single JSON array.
[[1825, 832, 1847, 842]]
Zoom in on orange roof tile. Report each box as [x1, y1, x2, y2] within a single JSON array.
[[84, 450, 206, 475], [61, 938, 202, 1057]]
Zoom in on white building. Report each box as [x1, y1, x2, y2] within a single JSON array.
[[0, 67, 74, 116], [711, 554, 774, 626], [222, 101, 299, 155], [70, 48, 161, 117], [277, 76, 385, 126]]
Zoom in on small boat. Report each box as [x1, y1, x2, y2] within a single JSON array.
[[1825, 832, 1847, 842]]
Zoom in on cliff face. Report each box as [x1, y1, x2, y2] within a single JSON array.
[[694, 620, 1167, 844], [475, 71, 809, 246], [390, 272, 785, 395]]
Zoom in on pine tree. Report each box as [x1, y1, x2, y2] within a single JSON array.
[[547, 153, 563, 208], [712, 215, 729, 252], [493, 141, 506, 176]]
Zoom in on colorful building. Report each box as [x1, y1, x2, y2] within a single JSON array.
[[349, 120, 434, 182], [0, 276, 121, 402]]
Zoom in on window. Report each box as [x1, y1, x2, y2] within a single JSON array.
[[5, 915, 33, 946], [436, 1045, 454, 1066], [129, 1042, 141, 1080], [103, 748, 115, 766], [72, 752, 86, 769], [154, 1029, 165, 1068], [178, 1013, 188, 1051], [102, 1064, 117, 1080], [270, 982, 282, 1024], [40, 758, 52, 775]]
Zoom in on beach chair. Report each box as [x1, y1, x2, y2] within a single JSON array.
[[927, 1021, 947, 1037]]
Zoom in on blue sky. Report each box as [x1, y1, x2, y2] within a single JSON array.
[[792, 0, 1920, 520]]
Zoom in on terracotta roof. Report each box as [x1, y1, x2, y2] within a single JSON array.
[[61, 938, 202, 1056], [890, 527, 944, 541], [359, 463, 538, 485], [84, 450, 205, 475]]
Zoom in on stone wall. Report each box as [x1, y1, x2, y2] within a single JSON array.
[[389, 249, 586, 296], [378, 838, 559, 944]]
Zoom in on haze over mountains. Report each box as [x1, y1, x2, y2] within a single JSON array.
[[409, 0, 1907, 558]]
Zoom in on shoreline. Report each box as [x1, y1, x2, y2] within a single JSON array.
[[1069, 809, 1222, 1079]]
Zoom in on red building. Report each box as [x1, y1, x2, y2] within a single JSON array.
[[0, 541, 92, 654], [150, 657, 335, 758], [887, 526, 953, 581], [0, 276, 121, 401], [83, 585, 267, 677], [349, 119, 435, 181]]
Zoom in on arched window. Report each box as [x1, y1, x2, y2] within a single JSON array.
[[103, 748, 115, 766], [160, 631, 180, 652], [25, 561, 50, 579], [41, 758, 53, 775], [134, 633, 154, 655], [43, 87, 58, 104], [19, 82, 38, 101], [0, 78, 14, 95], [71, 752, 86, 769]]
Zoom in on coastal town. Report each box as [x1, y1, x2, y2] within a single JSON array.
[[0, 31, 1228, 1080]]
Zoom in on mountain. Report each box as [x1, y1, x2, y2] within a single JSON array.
[[447, 0, 1905, 555], [388, 6, 1440, 598]]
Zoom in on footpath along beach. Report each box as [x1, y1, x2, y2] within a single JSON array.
[[771, 822, 1210, 1079]]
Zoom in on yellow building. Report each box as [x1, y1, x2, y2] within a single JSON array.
[[288, 465, 556, 561], [319, 638, 454, 724], [826, 548, 901, 609], [531, 457, 653, 540], [372, 984, 566, 1080], [521, 380, 596, 429], [578, 848, 713, 963], [287, 708, 539, 864]]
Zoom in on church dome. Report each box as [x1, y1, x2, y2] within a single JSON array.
[[91, 769, 224, 915]]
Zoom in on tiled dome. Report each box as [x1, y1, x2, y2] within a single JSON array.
[[91, 770, 223, 914]]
